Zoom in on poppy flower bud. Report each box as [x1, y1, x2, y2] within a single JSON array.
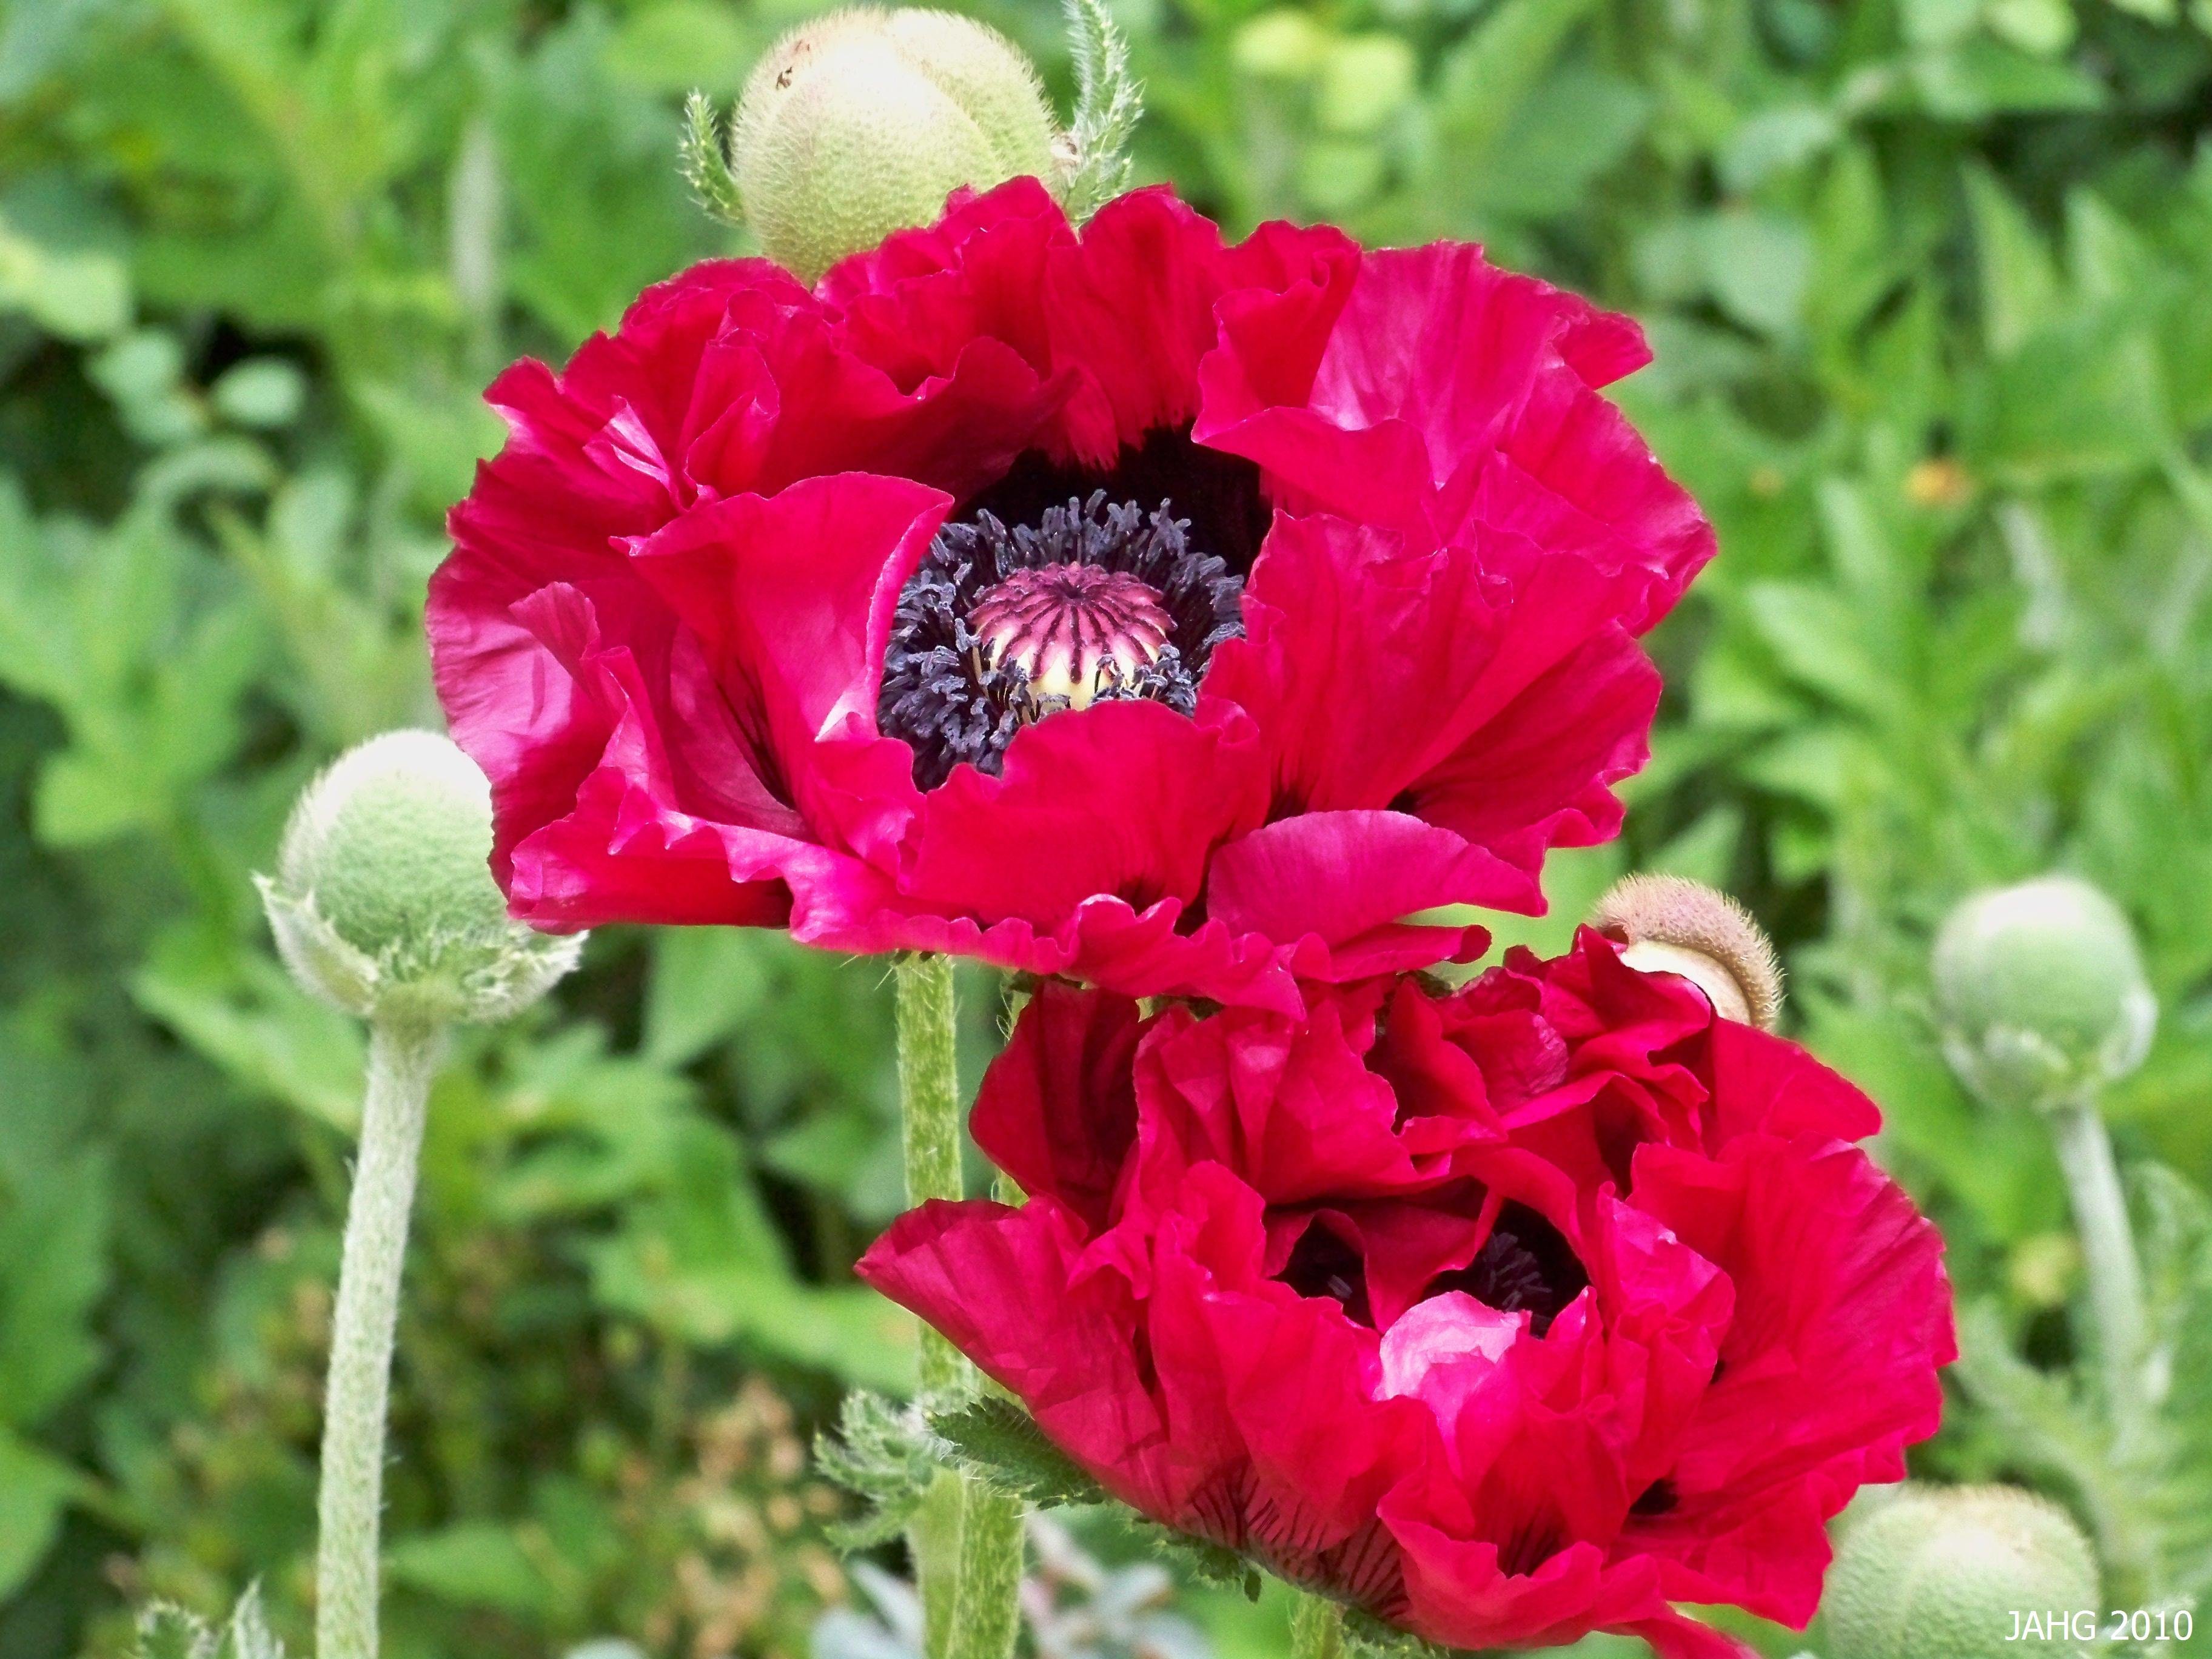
[[730, 7, 1059, 282], [1590, 873, 1784, 1030], [1825, 1486, 2100, 1659], [258, 730, 583, 1026], [1932, 876, 2155, 1114]]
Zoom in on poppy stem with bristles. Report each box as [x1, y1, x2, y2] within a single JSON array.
[[316, 1017, 444, 1659], [894, 953, 1025, 1659], [1291, 1593, 1347, 1659]]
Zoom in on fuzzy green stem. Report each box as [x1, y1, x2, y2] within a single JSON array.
[[2049, 1098, 2149, 1450], [316, 1017, 443, 1659], [894, 953, 1024, 1659], [1292, 1594, 1347, 1659], [896, 952, 965, 1395], [951, 1485, 1027, 1659]]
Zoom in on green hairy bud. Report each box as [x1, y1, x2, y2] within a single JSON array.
[[1932, 875, 2156, 1114], [258, 729, 581, 1025], [1825, 1486, 2101, 1659], [729, 7, 1059, 282]]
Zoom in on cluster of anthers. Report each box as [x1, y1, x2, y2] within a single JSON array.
[[878, 491, 1246, 789]]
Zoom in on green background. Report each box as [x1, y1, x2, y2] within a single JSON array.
[[2, 0, 2210, 1652]]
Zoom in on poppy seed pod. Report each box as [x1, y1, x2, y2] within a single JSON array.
[[1932, 876, 2155, 1114], [731, 7, 1059, 281], [258, 730, 583, 1025], [1825, 1486, 2100, 1659]]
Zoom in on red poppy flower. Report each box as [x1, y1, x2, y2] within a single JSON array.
[[858, 933, 1955, 1656], [429, 180, 1712, 1010]]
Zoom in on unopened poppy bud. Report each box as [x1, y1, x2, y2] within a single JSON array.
[[1932, 876, 2155, 1114], [730, 7, 1059, 282], [1825, 1485, 2100, 1659], [258, 730, 582, 1026], [1589, 874, 1783, 1031]]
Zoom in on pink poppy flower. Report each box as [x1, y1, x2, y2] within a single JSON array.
[[429, 181, 1711, 1010], [859, 932, 1955, 1654]]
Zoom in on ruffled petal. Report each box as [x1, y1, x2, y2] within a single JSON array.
[[856, 1197, 1181, 1515], [1202, 514, 1660, 913], [900, 698, 1267, 925], [1625, 1136, 1956, 1623], [1195, 241, 1710, 626], [970, 981, 1144, 1228]]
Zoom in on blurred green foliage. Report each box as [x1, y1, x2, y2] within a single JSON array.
[[2, 0, 2211, 1653]]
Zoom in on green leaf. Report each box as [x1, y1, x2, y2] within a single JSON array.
[[643, 927, 771, 1068], [1432, 0, 1602, 167], [210, 359, 306, 429], [0, 209, 130, 340], [0, 1432, 76, 1600], [1910, 38, 2103, 118], [930, 1396, 1110, 1509], [612, 3, 751, 95], [133, 1604, 220, 1659], [816, 1391, 940, 1549], [132, 928, 367, 1131], [1966, 167, 2060, 355], [1343, 1610, 1462, 1659], [0, 1138, 109, 1428], [1139, 1524, 1263, 1600], [1743, 582, 1894, 720], [385, 1521, 553, 1617], [1470, 67, 1652, 216]]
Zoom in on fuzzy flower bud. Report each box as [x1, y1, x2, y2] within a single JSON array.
[[1932, 876, 2155, 1114], [1589, 874, 1784, 1030], [1825, 1486, 2100, 1659], [731, 7, 1059, 282], [258, 730, 583, 1026]]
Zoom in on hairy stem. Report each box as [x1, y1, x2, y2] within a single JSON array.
[[1292, 1593, 1347, 1659], [316, 1017, 443, 1659], [950, 1483, 1027, 1659], [894, 954, 1024, 1659], [2048, 1099, 2150, 1450], [896, 951, 965, 1394]]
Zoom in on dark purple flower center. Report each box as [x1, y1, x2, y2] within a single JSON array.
[[1280, 1224, 1374, 1326], [1429, 1205, 1590, 1337], [1279, 1203, 1590, 1338], [877, 488, 1245, 790]]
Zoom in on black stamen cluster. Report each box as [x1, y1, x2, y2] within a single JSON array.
[[877, 491, 1245, 791], [1278, 1202, 1591, 1339], [1429, 1204, 1592, 1338]]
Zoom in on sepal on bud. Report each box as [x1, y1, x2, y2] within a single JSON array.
[[1590, 873, 1784, 1030], [1932, 875, 2155, 1114], [1824, 1485, 2100, 1659], [257, 730, 582, 1026]]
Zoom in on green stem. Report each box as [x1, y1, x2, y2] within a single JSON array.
[[893, 954, 1026, 1659], [2048, 1099, 2150, 1453], [1292, 1593, 1347, 1659], [896, 952, 965, 1394], [950, 1484, 1027, 1659], [316, 1017, 443, 1659]]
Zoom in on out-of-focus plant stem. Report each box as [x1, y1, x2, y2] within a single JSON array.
[[894, 953, 1025, 1659], [2049, 1096, 2149, 1449], [316, 1016, 443, 1659]]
